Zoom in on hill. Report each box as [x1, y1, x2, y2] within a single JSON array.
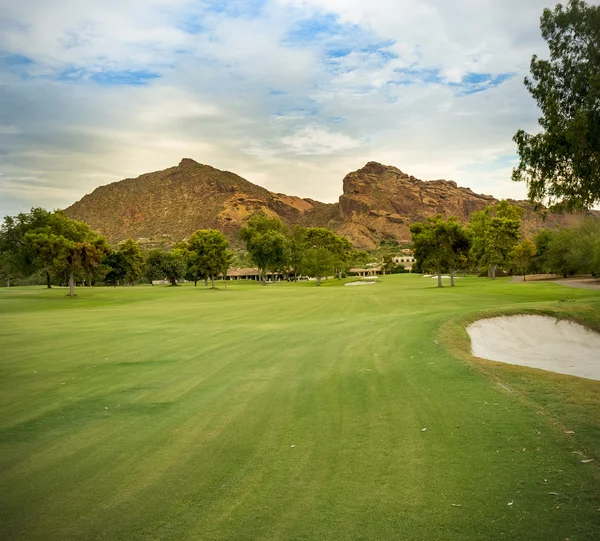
[[64, 159, 598, 249]]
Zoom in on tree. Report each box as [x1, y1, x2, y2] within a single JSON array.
[[24, 215, 110, 296], [239, 214, 288, 284], [186, 230, 232, 289], [104, 251, 128, 286], [509, 239, 537, 280], [512, 0, 600, 210], [117, 239, 145, 285], [302, 228, 353, 279], [542, 219, 600, 276], [469, 202, 522, 279], [382, 255, 397, 275], [410, 216, 471, 287], [301, 247, 335, 285], [145, 250, 186, 286], [0, 208, 55, 287]]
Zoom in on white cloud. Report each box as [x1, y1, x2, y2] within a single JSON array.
[[2, 0, 590, 217]]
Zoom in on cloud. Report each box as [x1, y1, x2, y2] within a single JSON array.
[[0, 0, 570, 217]]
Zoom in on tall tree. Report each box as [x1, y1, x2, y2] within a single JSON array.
[[145, 250, 186, 286], [509, 239, 537, 281], [117, 239, 145, 285], [24, 215, 110, 296], [0, 208, 55, 287], [469, 202, 522, 279], [301, 247, 335, 286], [302, 228, 353, 279], [186, 230, 232, 289], [239, 214, 288, 284], [512, 0, 600, 209], [104, 251, 128, 286], [410, 216, 471, 288]]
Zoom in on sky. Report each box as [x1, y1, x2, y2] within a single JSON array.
[[0, 0, 584, 217]]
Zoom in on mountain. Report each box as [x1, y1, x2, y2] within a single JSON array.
[[64, 159, 598, 250]]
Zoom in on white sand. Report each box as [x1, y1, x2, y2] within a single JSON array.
[[467, 315, 600, 380], [345, 281, 377, 286]]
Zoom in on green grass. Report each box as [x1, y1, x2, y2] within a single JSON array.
[[0, 276, 599, 540]]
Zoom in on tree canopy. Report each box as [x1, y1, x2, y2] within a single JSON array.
[[410, 215, 471, 287], [469, 202, 522, 279], [512, 0, 600, 210]]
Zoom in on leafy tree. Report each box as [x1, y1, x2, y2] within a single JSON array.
[[509, 239, 537, 280], [512, 0, 600, 210], [145, 250, 186, 286], [104, 251, 128, 286], [239, 214, 288, 283], [117, 239, 145, 285], [382, 255, 397, 275], [0, 208, 55, 287], [302, 228, 353, 279], [24, 215, 110, 296], [186, 230, 233, 289], [469, 202, 522, 279], [410, 216, 471, 287], [301, 247, 335, 285]]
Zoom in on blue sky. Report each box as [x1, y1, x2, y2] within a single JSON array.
[[0, 0, 574, 215]]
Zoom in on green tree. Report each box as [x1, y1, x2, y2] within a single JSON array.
[[145, 250, 186, 286], [509, 239, 537, 280], [24, 215, 110, 296], [410, 216, 471, 288], [117, 239, 145, 285], [239, 214, 288, 284], [0, 208, 55, 287], [513, 0, 600, 210], [186, 230, 233, 289], [302, 228, 353, 279], [301, 247, 335, 285], [469, 202, 522, 279], [104, 251, 128, 286]]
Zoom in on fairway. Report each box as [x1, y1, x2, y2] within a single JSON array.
[[1, 275, 599, 540]]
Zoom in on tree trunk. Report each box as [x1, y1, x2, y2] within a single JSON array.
[[194, 280, 198, 287], [317, 276, 322, 286], [46, 271, 52, 289], [6, 279, 10, 288], [68, 272, 75, 297], [523, 274, 526, 282], [261, 270, 267, 285], [437, 269, 442, 288], [211, 275, 215, 289], [487, 266, 492, 278], [204, 278, 208, 287], [170, 277, 178, 286], [491, 265, 497, 280], [450, 268, 455, 287]]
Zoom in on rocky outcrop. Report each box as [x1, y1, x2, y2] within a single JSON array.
[[64, 159, 598, 250]]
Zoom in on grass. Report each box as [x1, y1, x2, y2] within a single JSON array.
[[0, 275, 599, 540]]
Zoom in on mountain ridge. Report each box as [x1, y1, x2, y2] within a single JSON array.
[[64, 158, 598, 250]]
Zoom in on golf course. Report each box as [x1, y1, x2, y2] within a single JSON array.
[[1, 275, 599, 540]]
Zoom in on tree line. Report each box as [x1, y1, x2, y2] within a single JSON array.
[[0, 209, 375, 293], [410, 200, 600, 286]]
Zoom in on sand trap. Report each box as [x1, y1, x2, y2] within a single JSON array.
[[345, 281, 377, 286], [431, 275, 451, 279], [468, 315, 600, 380]]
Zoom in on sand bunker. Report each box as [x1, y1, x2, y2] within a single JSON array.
[[345, 281, 377, 286], [468, 315, 600, 380]]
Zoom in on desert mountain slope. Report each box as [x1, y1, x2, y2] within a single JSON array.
[[64, 159, 598, 250], [65, 158, 341, 248]]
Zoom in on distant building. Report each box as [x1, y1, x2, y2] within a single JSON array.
[[393, 250, 415, 269], [226, 268, 284, 281]]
